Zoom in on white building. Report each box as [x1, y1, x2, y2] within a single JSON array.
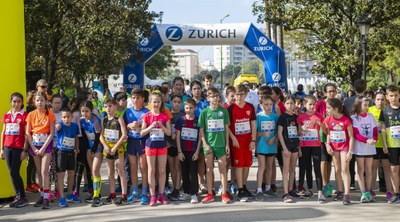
[[200, 60, 216, 71], [172, 48, 199, 80], [213, 45, 258, 71]]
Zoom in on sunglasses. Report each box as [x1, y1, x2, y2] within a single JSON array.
[[39, 85, 48, 88]]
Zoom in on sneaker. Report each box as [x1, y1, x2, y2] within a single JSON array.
[[59, 197, 68, 207], [85, 196, 94, 203], [105, 194, 116, 204], [32, 183, 40, 190], [114, 196, 127, 205], [368, 190, 375, 202], [26, 185, 38, 193], [360, 192, 369, 203], [343, 194, 351, 205], [244, 187, 255, 199], [54, 191, 61, 199], [190, 195, 198, 204], [271, 184, 277, 194], [255, 192, 265, 201], [200, 184, 208, 194], [318, 195, 326, 204], [157, 194, 168, 205], [127, 192, 140, 202], [283, 194, 294, 203], [217, 185, 223, 195], [179, 193, 191, 201], [298, 184, 305, 192], [265, 189, 278, 198], [238, 191, 249, 202], [170, 189, 179, 201], [221, 193, 231, 204], [386, 192, 393, 203], [14, 197, 28, 208], [91, 197, 103, 207], [288, 190, 300, 198], [322, 185, 332, 197], [140, 195, 149, 205], [149, 195, 157, 206], [304, 190, 314, 198], [34, 196, 44, 207], [201, 193, 214, 204], [9, 197, 19, 208], [47, 192, 54, 202], [66, 193, 81, 203], [42, 198, 50, 209], [388, 193, 400, 204], [229, 183, 238, 194], [333, 192, 343, 201], [350, 183, 356, 190]]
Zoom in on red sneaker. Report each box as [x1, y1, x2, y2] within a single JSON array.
[[157, 194, 168, 205], [201, 193, 215, 204], [149, 195, 157, 206], [26, 185, 38, 193], [32, 183, 40, 191], [222, 193, 231, 204]]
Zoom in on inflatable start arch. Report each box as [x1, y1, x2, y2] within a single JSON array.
[[122, 23, 287, 93]]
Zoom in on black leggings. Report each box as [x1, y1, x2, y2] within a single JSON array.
[[74, 161, 92, 195], [181, 151, 199, 195], [299, 147, 322, 191], [26, 147, 36, 185], [4, 147, 25, 198]]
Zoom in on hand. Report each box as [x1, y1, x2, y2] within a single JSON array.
[[302, 125, 308, 131], [178, 152, 184, 161], [346, 152, 352, 161], [192, 152, 199, 161], [366, 139, 376, 145], [226, 145, 230, 155], [75, 149, 80, 154], [150, 122, 158, 128], [110, 147, 116, 155], [171, 133, 176, 140], [383, 147, 388, 154], [204, 144, 211, 152], [38, 148, 46, 156], [231, 136, 239, 148], [282, 148, 290, 158], [250, 141, 256, 150], [326, 145, 334, 156], [0, 150, 4, 159], [20, 151, 27, 161], [133, 121, 140, 128], [55, 123, 62, 131], [267, 137, 275, 145], [127, 122, 135, 129], [298, 149, 302, 157]]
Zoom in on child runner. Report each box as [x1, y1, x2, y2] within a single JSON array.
[[100, 97, 128, 205], [228, 84, 257, 202], [176, 98, 201, 203], [26, 91, 56, 209], [351, 96, 378, 203], [198, 88, 231, 204], [255, 96, 278, 201], [1, 92, 28, 208], [50, 94, 63, 199], [25, 90, 39, 194], [324, 98, 354, 205], [297, 95, 325, 203], [141, 91, 171, 206], [125, 89, 149, 205], [380, 85, 400, 203], [278, 96, 300, 203], [167, 94, 184, 201], [55, 108, 80, 207], [369, 92, 393, 202]]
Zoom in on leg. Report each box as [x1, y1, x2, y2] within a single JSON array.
[[128, 155, 139, 191], [332, 152, 343, 193], [356, 157, 366, 193], [204, 153, 215, 194], [106, 159, 116, 193], [349, 154, 356, 188], [57, 172, 66, 197], [257, 154, 266, 190], [282, 151, 290, 194], [340, 152, 351, 195], [371, 158, 379, 191], [33, 156, 43, 189], [157, 154, 168, 194], [311, 148, 323, 192], [381, 159, 393, 193], [288, 152, 299, 193], [198, 153, 206, 189], [66, 170, 75, 195], [116, 155, 128, 195], [298, 150, 306, 189], [146, 155, 157, 196], [217, 155, 228, 193], [5, 148, 25, 197], [139, 154, 148, 193], [364, 157, 374, 192], [41, 153, 53, 197], [92, 152, 103, 198], [181, 152, 191, 194]]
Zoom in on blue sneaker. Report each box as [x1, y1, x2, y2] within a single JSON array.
[[66, 193, 81, 203], [217, 185, 223, 195], [229, 183, 238, 194], [59, 197, 68, 207], [83, 184, 89, 192], [127, 192, 139, 202], [140, 195, 149, 205]]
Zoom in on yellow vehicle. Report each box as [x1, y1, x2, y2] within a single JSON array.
[[234, 74, 259, 86]]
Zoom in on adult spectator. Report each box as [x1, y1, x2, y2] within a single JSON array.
[[184, 79, 192, 97], [242, 81, 259, 112], [36, 79, 52, 101], [292, 84, 306, 99], [59, 89, 69, 109], [202, 74, 213, 98]]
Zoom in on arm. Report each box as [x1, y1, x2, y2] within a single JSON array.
[[381, 123, 388, 154], [346, 125, 355, 161], [353, 127, 369, 143], [111, 116, 128, 153], [372, 126, 378, 141], [0, 126, 5, 159], [250, 120, 257, 150], [99, 119, 110, 153], [74, 135, 79, 153], [176, 130, 184, 161], [229, 128, 239, 148], [325, 123, 333, 155], [225, 124, 230, 154], [277, 125, 288, 152], [200, 127, 210, 152], [140, 120, 156, 137], [25, 122, 37, 152], [160, 120, 171, 137]]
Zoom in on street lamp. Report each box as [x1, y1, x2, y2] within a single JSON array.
[[220, 13, 230, 89], [358, 17, 370, 80]]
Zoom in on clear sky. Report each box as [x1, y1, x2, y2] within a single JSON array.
[[149, 0, 262, 62]]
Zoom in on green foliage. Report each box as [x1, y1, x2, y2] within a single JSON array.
[[145, 46, 177, 79], [25, 0, 160, 91], [252, 0, 400, 86]]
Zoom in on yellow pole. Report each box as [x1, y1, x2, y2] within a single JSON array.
[[0, 0, 27, 198]]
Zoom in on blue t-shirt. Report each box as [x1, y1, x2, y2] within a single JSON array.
[[124, 107, 149, 139], [195, 98, 209, 118], [256, 112, 278, 154], [79, 115, 102, 149], [56, 122, 80, 152]]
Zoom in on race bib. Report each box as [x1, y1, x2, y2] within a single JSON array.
[[302, 129, 318, 141], [128, 127, 141, 137], [181, 127, 198, 141], [208, 119, 224, 132], [61, 137, 75, 151], [287, 126, 298, 139], [105, 129, 119, 142], [32, 134, 48, 146], [330, 131, 346, 142], [150, 129, 164, 141], [85, 131, 95, 141], [5, 123, 20, 135], [390, 126, 400, 139], [235, 122, 251, 135], [261, 121, 275, 132]]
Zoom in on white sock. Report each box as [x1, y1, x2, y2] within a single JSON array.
[[265, 185, 271, 191], [257, 188, 262, 193]]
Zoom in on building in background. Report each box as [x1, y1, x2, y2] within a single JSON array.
[[172, 48, 199, 80], [200, 60, 216, 71], [213, 45, 258, 71]]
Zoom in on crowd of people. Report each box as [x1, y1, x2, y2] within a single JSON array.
[[2, 76, 400, 210]]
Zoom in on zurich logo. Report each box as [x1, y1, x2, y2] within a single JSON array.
[[140, 38, 149, 46], [258, 36, 268, 45], [128, 73, 137, 83], [166, 26, 183, 42], [272, 72, 281, 82]]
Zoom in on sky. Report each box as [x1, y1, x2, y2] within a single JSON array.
[[149, 0, 262, 62]]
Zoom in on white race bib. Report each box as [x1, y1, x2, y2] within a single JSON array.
[[207, 119, 224, 132], [128, 127, 141, 137], [390, 126, 400, 139], [330, 131, 346, 142], [150, 129, 164, 141], [235, 122, 251, 135], [302, 129, 318, 141], [5, 123, 20, 135], [105, 129, 119, 142], [171, 124, 176, 134], [32, 134, 48, 146], [86, 131, 95, 141], [61, 137, 75, 150], [261, 121, 275, 132], [181, 127, 198, 141], [287, 126, 298, 139]]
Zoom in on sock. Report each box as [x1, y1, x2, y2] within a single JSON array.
[[265, 185, 271, 192], [257, 188, 262, 193], [93, 177, 102, 198], [40, 189, 44, 197], [110, 193, 116, 199], [142, 186, 148, 195], [133, 186, 139, 194], [122, 194, 127, 199], [43, 189, 50, 199]]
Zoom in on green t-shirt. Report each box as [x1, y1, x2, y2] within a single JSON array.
[[198, 106, 230, 148], [368, 106, 384, 148], [380, 105, 400, 148]]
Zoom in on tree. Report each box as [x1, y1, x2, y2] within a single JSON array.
[[145, 46, 177, 79], [25, 0, 160, 92], [252, 0, 400, 86]]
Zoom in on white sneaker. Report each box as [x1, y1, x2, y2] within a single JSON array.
[[179, 193, 191, 201], [200, 184, 208, 194], [190, 195, 198, 204]]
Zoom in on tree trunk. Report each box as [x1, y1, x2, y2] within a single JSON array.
[[277, 25, 283, 49]]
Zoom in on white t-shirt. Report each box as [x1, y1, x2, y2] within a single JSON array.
[[245, 90, 260, 108], [351, 113, 378, 155]]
